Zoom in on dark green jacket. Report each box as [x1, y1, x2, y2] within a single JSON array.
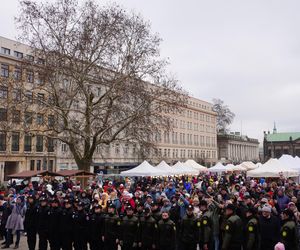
[[120, 215, 139, 244], [157, 219, 176, 248], [222, 214, 243, 250], [139, 215, 157, 246], [280, 220, 299, 250], [180, 214, 200, 244], [245, 217, 259, 250]]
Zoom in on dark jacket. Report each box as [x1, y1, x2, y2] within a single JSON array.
[[24, 202, 38, 231], [258, 215, 281, 250]]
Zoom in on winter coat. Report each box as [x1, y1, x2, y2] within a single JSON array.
[[5, 204, 26, 231]]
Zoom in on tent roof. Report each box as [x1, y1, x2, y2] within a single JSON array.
[[278, 154, 300, 170], [231, 165, 247, 171], [155, 161, 175, 175], [56, 170, 95, 177], [172, 161, 198, 175], [8, 170, 62, 179], [240, 161, 257, 170], [209, 162, 227, 172], [120, 161, 166, 176], [185, 159, 207, 171], [247, 158, 298, 178]]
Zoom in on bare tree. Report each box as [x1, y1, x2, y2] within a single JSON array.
[[15, 0, 187, 171], [212, 98, 235, 133]]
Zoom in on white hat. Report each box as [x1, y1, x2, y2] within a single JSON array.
[[261, 205, 272, 213]]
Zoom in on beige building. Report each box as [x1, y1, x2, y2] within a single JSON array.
[[217, 132, 259, 163], [0, 36, 56, 181], [0, 36, 218, 177], [56, 97, 218, 173]]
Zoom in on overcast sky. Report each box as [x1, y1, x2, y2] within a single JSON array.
[[1, 0, 300, 143]]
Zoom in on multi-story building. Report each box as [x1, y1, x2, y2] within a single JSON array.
[[0, 36, 56, 181], [0, 36, 218, 177], [57, 97, 218, 173], [263, 125, 300, 160], [217, 132, 259, 164]]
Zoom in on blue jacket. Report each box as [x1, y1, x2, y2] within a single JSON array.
[[165, 187, 176, 200]]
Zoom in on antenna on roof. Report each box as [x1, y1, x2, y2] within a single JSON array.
[[273, 121, 277, 134]]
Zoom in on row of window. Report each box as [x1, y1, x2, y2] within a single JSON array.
[[176, 120, 216, 133], [61, 143, 137, 156], [156, 131, 217, 147], [158, 148, 217, 159], [0, 109, 54, 126], [29, 159, 54, 171], [188, 100, 212, 111], [180, 110, 215, 122], [1, 63, 44, 84], [1, 47, 44, 64], [0, 133, 54, 152], [0, 86, 51, 106]]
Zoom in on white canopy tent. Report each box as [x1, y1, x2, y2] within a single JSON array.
[[239, 161, 258, 170], [155, 161, 176, 176], [247, 158, 298, 178], [208, 162, 227, 173], [279, 154, 300, 171], [184, 160, 208, 171], [172, 161, 199, 175], [120, 161, 166, 176], [231, 164, 247, 171]]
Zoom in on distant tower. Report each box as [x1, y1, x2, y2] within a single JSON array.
[[273, 122, 277, 134]]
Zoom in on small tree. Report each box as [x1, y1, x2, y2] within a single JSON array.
[[16, 0, 187, 171], [212, 98, 235, 133]]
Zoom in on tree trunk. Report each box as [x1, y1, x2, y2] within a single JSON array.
[[76, 158, 92, 172]]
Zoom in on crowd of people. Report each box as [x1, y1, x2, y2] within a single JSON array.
[[0, 173, 299, 250]]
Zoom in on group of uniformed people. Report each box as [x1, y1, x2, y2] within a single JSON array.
[[15, 193, 299, 250]]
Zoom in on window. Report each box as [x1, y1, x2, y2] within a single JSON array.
[[97, 87, 101, 96], [14, 51, 23, 59], [30, 160, 35, 171], [25, 91, 33, 103], [49, 160, 54, 172], [37, 58, 45, 65], [26, 55, 34, 62], [12, 110, 21, 123], [12, 89, 21, 102], [36, 135, 43, 152], [61, 143, 67, 152], [0, 109, 7, 121], [36, 160, 41, 171], [1, 47, 10, 55], [1, 64, 9, 78], [47, 138, 54, 152], [27, 71, 34, 83], [0, 133, 6, 151], [24, 134, 32, 152], [37, 93, 45, 105], [14, 67, 22, 80], [25, 112, 33, 125], [48, 115, 54, 128], [11, 132, 20, 152], [36, 114, 44, 125], [124, 144, 129, 154], [73, 100, 79, 109], [37, 73, 45, 85], [115, 144, 120, 155]]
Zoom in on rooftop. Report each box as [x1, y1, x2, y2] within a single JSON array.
[[265, 132, 300, 142]]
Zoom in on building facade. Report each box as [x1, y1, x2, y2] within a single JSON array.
[[0, 36, 218, 178], [217, 132, 259, 164], [0, 36, 56, 181], [263, 127, 300, 160], [57, 97, 218, 173]]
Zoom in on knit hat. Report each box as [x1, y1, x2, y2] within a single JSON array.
[[261, 205, 272, 213]]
